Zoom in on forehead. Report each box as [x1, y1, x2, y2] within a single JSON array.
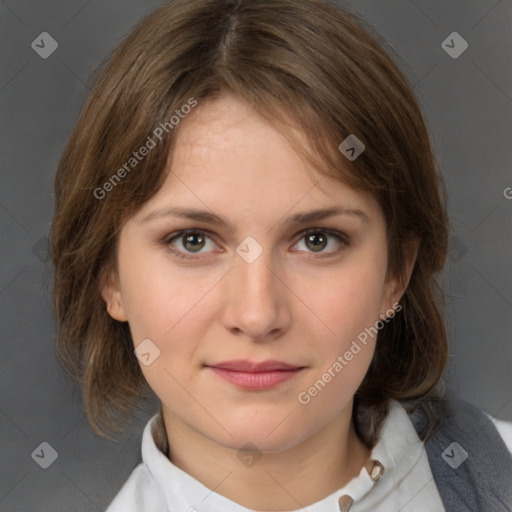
[[136, 94, 381, 225]]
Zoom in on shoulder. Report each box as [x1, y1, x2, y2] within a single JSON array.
[[408, 394, 512, 511], [491, 416, 512, 455], [104, 462, 167, 512], [105, 412, 170, 512]]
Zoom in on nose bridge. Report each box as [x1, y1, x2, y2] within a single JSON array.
[[234, 235, 276, 290], [237, 248, 275, 295], [223, 238, 289, 338]]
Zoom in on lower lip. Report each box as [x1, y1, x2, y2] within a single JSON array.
[[207, 367, 303, 390]]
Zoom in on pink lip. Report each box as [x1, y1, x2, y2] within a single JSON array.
[[205, 360, 305, 390]]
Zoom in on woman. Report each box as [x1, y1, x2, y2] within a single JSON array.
[[50, 0, 512, 510]]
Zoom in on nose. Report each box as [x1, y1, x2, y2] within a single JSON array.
[[220, 246, 292, 341]]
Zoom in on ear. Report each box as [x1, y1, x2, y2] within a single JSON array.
[[100, 269, 128, 322], [380, 237, 419, 317]]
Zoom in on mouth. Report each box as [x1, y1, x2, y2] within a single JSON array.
[[204, 360, 306, 390]]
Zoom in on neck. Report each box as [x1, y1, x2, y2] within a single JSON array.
[[161, 405, 372, 510]]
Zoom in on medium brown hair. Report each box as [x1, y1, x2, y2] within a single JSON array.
[[50, 0, 450, 444]]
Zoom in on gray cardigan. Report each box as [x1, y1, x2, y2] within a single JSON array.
[[408, 396, 512, 511]]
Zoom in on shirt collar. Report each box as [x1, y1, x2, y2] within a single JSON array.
[[141, 399, 424, 511]]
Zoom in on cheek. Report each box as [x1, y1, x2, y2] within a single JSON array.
[[120, 276, 172, 343], [293, 261, 385, 409], [305, 263, 386, 349], [118, 249, 221, 349], [296, 268, 382, 413], [119, 264, 215, 395]]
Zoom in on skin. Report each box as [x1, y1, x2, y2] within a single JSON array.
[[102, 94, 417, 510]]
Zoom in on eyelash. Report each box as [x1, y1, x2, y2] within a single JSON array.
[[160, 228, 350, 261]]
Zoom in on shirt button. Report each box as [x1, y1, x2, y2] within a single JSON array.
[[368, 460, 384, 482], [338, 494, 353, 511]]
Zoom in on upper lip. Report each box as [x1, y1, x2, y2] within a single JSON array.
[[206, 360, 303, 372]]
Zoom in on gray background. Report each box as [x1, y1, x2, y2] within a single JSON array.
[[0, 0, 511, 510]]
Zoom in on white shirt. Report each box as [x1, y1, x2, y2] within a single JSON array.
[[105, 399, 446, 511], [488, 415, 512, 455]]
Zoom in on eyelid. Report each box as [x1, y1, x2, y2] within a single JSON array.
[[160, 228, 221, 259], [298, 227, 349, 246], [161, 227, 349, 259]]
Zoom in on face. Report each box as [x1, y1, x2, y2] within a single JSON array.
[[102, 94, 409, 454]]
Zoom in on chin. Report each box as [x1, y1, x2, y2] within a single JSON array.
[[217, 428, 303, 455], [210, 410, 308, 453]]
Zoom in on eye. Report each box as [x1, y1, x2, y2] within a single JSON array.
[[161, 227, 349, 260], [292, 228, 349, 257], [162, 229, 219, 259]]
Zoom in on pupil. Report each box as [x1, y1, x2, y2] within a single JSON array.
[[184, 233, 204, 252], [307, 233, 326, 252]]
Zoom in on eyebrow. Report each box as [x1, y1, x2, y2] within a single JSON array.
[[140, 205, 369, 230]]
